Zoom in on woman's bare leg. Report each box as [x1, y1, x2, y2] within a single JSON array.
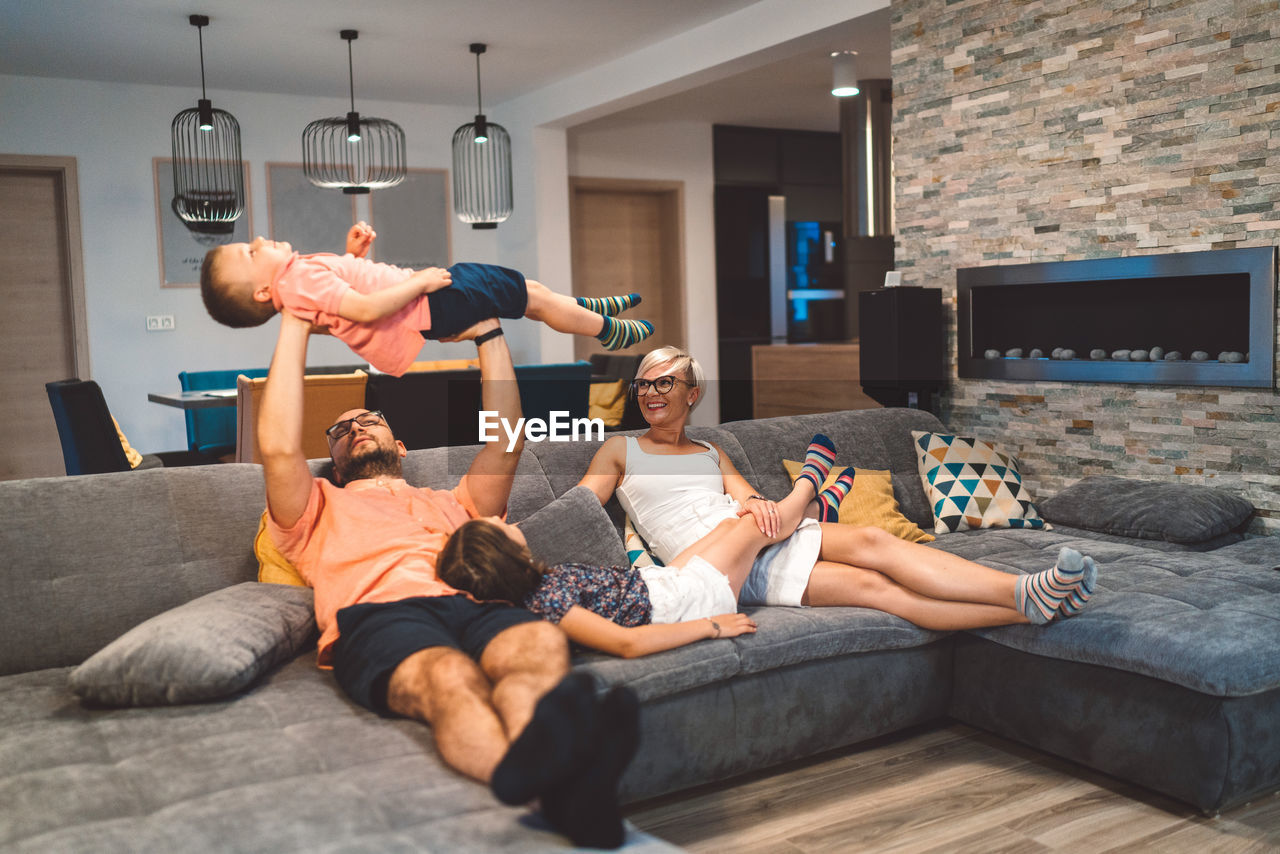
[[801, 560, 1028, 629], [816, 523, 1019, 608], [667, 479, 819, 597]]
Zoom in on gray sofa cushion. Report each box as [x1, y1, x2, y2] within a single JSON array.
[[930, 528, 1280, 697], [730, 605, 950, 675], [0, 465, 266, 677], [68, 583, 316, 707], [1038, 475, 1254, 544], [6, 658, 679, 853], [518, 485, 629, 569]]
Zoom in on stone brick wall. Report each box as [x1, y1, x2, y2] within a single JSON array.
[[891, 0, 1280, 534]]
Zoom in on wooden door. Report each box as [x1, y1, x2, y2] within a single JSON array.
[[569, 178, 686, 362], [0, 157, 90, 479]]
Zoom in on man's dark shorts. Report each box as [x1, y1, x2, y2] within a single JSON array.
[[423, 263, 529, 339], [332, 594, 541, 715]]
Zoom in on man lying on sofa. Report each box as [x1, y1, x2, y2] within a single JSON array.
[[256, 311, 638, 850]]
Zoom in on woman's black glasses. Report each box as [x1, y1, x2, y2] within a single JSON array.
[[325, 410, 387, 441], [631, 376, 689, 395]]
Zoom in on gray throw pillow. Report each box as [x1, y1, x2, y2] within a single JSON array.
[[1038, 475, 1254, 544], [69, 583, 317, 707], [518, 485, 629, 568]]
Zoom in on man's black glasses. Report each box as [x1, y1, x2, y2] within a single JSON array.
[[630, 376, 689, 395], [325, 411, 386, 442]]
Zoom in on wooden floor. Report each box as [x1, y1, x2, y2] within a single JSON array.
[[624, 723, 1280, 853]]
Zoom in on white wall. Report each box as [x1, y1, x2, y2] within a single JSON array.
[[1, 0, 883, 453], [0, 73, 550, 453], [566, 116, 720, 424]]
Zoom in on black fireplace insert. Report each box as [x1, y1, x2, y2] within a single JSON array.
[[957, 246, 1276, 388]]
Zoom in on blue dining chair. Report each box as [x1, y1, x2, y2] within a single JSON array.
[[179, 368, 268, 458]]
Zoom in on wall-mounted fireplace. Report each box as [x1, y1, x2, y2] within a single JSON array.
[[957, 247, 1277, 388]]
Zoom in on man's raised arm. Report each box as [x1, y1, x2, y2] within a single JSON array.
[[456, 319, 521, 517], [258, 313, 316, 529]]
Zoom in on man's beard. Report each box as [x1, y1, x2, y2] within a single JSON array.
[[335, 444, 402, 484]]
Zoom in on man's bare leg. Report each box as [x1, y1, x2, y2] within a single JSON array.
[[385, 646, 512, 783], [479, 620, 571, 741]]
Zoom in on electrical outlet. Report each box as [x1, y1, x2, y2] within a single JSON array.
[[146, 314, 176, 332]]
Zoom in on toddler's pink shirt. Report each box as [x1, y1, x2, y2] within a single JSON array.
[[271, 253, 432, 375]]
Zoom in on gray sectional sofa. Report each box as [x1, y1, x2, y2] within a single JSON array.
[[3, 407, 1278, 853]]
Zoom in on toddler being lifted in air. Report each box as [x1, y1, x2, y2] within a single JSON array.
[[200, 221, 652, 375]]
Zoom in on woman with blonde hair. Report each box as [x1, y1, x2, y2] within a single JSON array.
[[574, 346, 1097, 630]]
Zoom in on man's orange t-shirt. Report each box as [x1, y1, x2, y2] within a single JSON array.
[[268, 474, 481, 666]]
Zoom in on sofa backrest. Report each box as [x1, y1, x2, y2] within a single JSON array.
[[717, 408, 946, 530], [0, 464, 267, 676]]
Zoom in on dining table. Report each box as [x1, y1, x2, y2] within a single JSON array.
[[147, 389, 238, 410]]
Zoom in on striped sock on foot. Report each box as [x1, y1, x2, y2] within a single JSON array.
[[576, 293, 641, 316], [597, 316, 654, 350], [1057, 555, 1097, 617], [1016, 547, 1086, 624], [816, 470, 855, 523], [795, 434, 837, 494]]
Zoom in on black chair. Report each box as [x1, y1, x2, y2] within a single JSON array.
[[45, 379, 207, 475]]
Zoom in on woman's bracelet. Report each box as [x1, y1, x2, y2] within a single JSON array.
[[746, 494, 766, 502], [707, 617, 722, 638]]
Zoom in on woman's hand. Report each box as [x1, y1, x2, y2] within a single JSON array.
[[708, 613, 757, 639], [738, 495, 781, 537]]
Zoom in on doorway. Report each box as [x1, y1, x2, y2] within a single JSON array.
[[568, 178, 686, 362], [0, 156, 91, 479]]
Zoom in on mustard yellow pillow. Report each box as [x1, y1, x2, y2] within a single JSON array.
[[588, 379, 628, 427], [255, 510, 306, 586], [111, 415, 143, 469], [782, 460, 934, 543]]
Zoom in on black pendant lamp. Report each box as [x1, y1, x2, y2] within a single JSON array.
[[452, 43, 512, 229], [303, 30, 406, 194], [171, 14, 245, 234]]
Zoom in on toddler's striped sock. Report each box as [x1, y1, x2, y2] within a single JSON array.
[[576, 293, 642, 316], [1016, 546, 1086, 624], [1057, 555, 1097, 617], [795, 434, 837, 494], [816, 470, 856, 523], [597, 316, 654, 350]]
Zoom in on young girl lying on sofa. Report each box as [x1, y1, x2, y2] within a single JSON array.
[[437, 435, 857, 657]]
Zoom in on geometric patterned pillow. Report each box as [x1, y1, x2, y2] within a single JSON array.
[[912, 430, 1048, 534], [624, 515, 665, 569]]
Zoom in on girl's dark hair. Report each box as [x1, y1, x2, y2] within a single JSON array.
[[438, 519, 547, 605]]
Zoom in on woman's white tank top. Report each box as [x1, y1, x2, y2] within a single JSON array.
[[615, 436, 740, 563]]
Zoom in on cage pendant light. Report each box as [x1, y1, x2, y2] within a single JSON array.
[[303, 30, 406, 194], [452, 43, 512, 229], [170, 14, 245, 234]]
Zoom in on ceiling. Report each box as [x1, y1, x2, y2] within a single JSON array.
[[0, 0, 890, 133]]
